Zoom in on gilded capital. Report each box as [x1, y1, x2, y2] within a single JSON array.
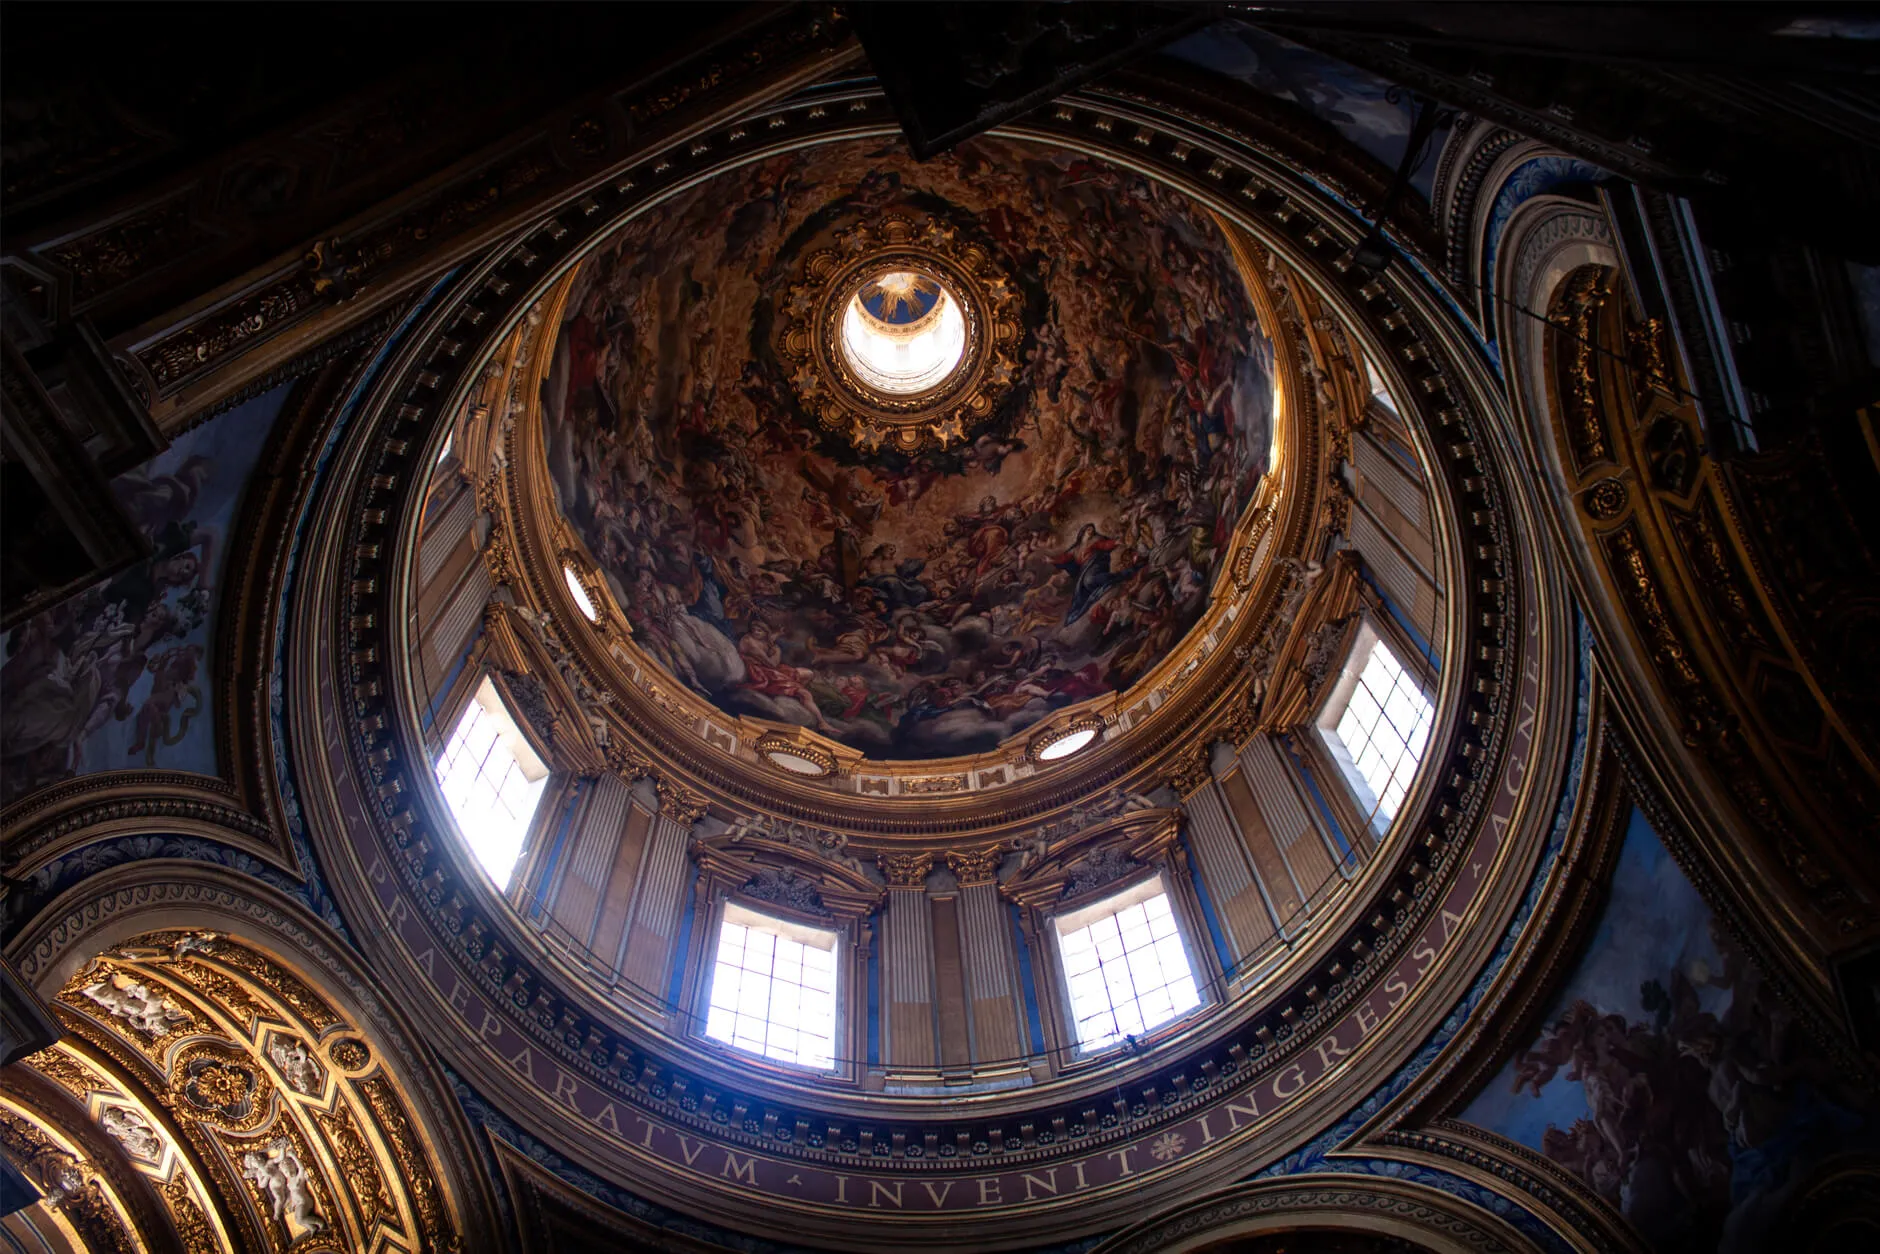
[[945, 846, 1003, 886], [878, 852, 935, 890]]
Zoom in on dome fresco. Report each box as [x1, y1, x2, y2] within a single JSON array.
[[542, 136, 1276, 760]]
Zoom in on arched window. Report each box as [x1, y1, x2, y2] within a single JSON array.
[[433, 675, 549, 888], [1316, 627, 1434, 835]]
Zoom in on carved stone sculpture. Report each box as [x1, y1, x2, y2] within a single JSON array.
[[740, 866, 828, 916], [99, 1106, 161, 1160]]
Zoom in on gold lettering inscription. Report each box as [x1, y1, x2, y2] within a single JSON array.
[[678, 1136, 709, 1167], [1224, 1097, 1261, 1130], [722, 1151, 758, 1186], [446, 979, 471, 1015], [1411, 938, 1437, 974], [1355, 1001, 1380, 1037], [1022, 1169, 1059, 1200], [1105, 1147, 1140, 1178], [869, 1181, 903, 1209], [1271, 1064, 1306, 1099], [1315, 1032, 1351, 1070], [1384, 973, 1411, 1006], [978, 1177, 1003, 1206], [921, 1181, 955, 1207], [1196, 1112, 1217, 1145], [593, 1103, 620, 1135], [551, 1069, 579, 1109], [1441, 907, 1466, 939]]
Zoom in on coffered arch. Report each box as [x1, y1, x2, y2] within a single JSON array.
[[4, 863, 502, 1250]]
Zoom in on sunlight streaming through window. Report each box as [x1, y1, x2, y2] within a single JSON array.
[[706, 903, 839, 1070], [433, 676, 549, 889], [1055, 881, 1200, 1052]]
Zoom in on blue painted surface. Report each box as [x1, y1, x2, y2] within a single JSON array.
[[1479, 155, 1608, 328], [420, 621, 484, 734], [1178, 828, 1237, 978], [1460, 806, 1880, 1251], [1283, 733, 1357, 862], [1, 276, 459, 948], [1011, 902, 1046, 1056], [1254, 616, 1594, 1251], [1168, 22, 1450, 199], [1360, 567, 1439, 670], [667, 864, 699, 1009], [1, 384, 292, 799], [866, 924, 882, 1067], [528, 778, 584, 923]]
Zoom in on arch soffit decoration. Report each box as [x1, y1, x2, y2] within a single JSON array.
[[1493, 191, 1880, 997], [1089, 1172, 1538, 1254], [267, 68, 1585, 1249], [4, 860, 502, 1250]]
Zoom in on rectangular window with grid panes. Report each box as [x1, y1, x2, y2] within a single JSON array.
[[1053, 876, 1202, 1053], [705, 902, 839, 1071], [1317, 628, 1434, 836]]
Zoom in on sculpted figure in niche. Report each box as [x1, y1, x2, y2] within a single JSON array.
[[268, 1036, 324, 1096], [79, 971, 187, 1036], [241, 1137, 325, 1235], [100, 1107, 161, 1160]]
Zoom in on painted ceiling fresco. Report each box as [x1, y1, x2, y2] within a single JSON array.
[[1463, 808, 1880, 1253], [0, 384, 290, 805], [1168, 22, 1450, 200], [542, 136, 1275, 760]]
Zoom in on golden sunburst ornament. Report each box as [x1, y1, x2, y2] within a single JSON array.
[[774, 212, 1024, 456]]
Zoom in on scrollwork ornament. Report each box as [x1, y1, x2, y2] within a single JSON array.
[[171, 1041, 274, 1133], [656, 778, 710, 826], [1162, 743, 1212, 798]]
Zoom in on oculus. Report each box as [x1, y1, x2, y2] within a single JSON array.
[[753, 731, 838, 779], [775, 210, 1022, 456], [838, 268, 967, 396], [562, 564, 599, 622]]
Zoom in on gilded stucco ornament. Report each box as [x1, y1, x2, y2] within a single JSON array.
[[774, 211, 1025, 455], [267, 73, 1587, 1253]]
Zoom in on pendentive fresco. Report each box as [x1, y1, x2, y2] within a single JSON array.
[[0, 384, 291, 804]]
